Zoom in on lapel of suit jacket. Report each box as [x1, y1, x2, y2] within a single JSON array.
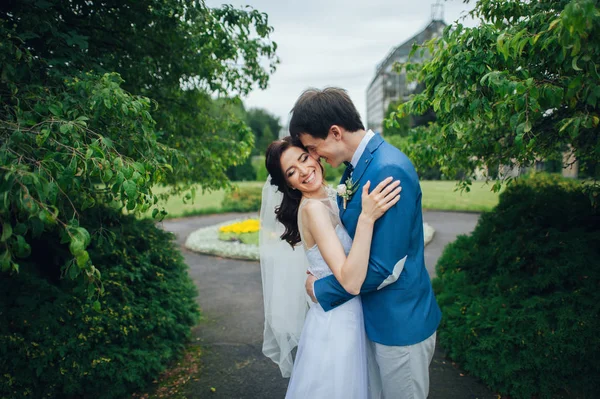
[[339, 133, 385, 219]]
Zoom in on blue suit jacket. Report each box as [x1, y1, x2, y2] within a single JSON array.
[[314, 134, 441, 346]]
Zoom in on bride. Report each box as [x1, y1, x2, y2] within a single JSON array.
[[260, 136, 400, 398]]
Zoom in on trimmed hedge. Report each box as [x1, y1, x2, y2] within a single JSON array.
[[0, 207, 200, 399], [433, 174, 600, 398], [221, 185, 262, 212]]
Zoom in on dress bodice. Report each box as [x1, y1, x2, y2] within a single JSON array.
[[298, 189, 353, 279]]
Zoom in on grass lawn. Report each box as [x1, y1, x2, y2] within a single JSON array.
[[149, 180, 501, 219], [144, 181, 263, 219], [421, 180, 502, 212]]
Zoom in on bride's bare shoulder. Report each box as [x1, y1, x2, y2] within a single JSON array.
[[300, 199, 330, 225]]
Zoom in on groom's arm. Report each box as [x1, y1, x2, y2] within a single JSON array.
[[313, 163, 418, 311], [359, 163, 417, 292]]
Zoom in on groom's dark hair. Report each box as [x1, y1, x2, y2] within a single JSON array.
[[289, 87, 365, 140]]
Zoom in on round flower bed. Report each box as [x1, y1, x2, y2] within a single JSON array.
[[185, 219, 435, 261], [185, 218, 260, 260], [218, 219, 260, 245]]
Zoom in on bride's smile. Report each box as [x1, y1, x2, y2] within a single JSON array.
[[279, 146, 325, 197]]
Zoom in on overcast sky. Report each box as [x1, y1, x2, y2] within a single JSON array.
[[205, 0, 478, 131]]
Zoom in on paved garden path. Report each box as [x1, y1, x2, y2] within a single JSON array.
[[161, 211, 497, 399]]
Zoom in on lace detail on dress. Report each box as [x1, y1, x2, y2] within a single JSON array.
[[304, 225, 352, 278], [297, 187, 352, 279]]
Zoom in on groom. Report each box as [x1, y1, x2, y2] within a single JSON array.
[[289, 87, 442, 398]]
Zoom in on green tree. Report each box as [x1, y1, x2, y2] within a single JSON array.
[[1, 0, 278, 189], [383, 100, 411, 137], [0, 0, 277, 286], [246, 108, 281, 155], [257, 125, 277, 153], [392, 0, 600, 195]]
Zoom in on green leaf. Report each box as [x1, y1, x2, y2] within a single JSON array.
[[36, 128, 51, 147], [123, 180, 137, 199], [100, 136, 114, 149], [59, 123, 71, 134], [93, 300, 101, 312], [1, 223, 12, 242], [68, 262, 79, 279], [0, 249, 11, 272], [69, 237, 85, 256], [76, 250, 90, 268], [100, 169, 114, 183], [515, 133, 524, 147], [14, 235, 31, 258], [48, 104, 62, 116], [81, 196, 96, 210], [46, 182, 59, 203], [133, 162, 146, 174]]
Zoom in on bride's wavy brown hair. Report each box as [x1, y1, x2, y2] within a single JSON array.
[[265, 136, 324, 248]]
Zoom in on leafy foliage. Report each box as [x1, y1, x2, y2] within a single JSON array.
[[246, 108, 281, 156], [0, 207, 200, 398], [433, 173, 600, 398], [1, 0, 278, 188], [223, 105, 280, 181], [394, 0, 600, 195], [323, 162, 345, 183], [226, 156, 257, 182], [252, 156, 269, 182], [383, 99, 411, 137], [0, 67, 175, 282], [0, 0, 277, 285], [221, 186, 263, 212]]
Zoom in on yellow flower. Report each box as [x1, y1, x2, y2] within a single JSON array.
[[219, 219, 260, 234]]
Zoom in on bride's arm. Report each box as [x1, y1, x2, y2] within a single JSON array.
[[302, 178, 400, 295]]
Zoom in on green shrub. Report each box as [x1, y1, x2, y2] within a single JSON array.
[[433, 173, 600, 398], [0, 207, 200, 399], [221, 186, 262, 212], [252, 155, 268, 182]]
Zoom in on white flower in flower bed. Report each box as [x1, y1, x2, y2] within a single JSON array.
[[185, 219, 435, 261], [184, 219, 259, 261]]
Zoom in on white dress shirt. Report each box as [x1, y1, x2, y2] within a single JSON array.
[[350, 129, 375, 170]]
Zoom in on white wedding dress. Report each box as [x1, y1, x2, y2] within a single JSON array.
[[285, 194, 368, 399]]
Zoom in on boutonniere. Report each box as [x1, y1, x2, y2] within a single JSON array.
[[337, 176, 359, 209]]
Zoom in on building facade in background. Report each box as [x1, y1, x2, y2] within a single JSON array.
[[366, 19, 446, 133]]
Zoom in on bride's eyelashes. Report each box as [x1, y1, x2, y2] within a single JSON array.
[[286, 153, 310, 178]]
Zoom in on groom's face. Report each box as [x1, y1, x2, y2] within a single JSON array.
[[299, 130, 344, 168]]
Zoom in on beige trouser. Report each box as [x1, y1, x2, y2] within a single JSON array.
[[367, 332, 437, 399]]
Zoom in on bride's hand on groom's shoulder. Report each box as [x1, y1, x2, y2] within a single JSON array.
[[360, 177, 402, 223]]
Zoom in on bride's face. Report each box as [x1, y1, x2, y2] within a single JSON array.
[[280, 146, 324, 194]]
